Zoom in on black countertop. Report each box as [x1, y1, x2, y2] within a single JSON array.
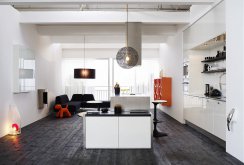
[[85, 110, 151, 117]]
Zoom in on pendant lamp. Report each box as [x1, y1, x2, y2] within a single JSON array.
[[74, 36, 96, 79], [116, 4, 139, 69]]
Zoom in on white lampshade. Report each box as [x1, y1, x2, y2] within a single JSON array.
[[8, 105, 21, 135]]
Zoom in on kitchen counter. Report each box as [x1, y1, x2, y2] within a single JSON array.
[[184, 93, 226, 102], [86, 110, 151, 117]]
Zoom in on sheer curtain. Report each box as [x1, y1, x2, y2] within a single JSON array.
[[62, 58, 159, 101], [113, 59, 159, 99], [62, 58, 109, 100]]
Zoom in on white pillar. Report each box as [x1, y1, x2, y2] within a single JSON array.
[[226, 0, 244, 162]]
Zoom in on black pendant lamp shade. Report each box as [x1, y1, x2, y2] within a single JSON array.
[[74, 35, 96, 79], [74, 68, 95, 79]]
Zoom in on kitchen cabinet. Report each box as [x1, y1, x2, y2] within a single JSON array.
[[184, 95, 226, 141], [184, 95, 203, 128], [202, 99, 214, 134], [119, 117, 151, 148], [85, 115, 151, 149], [213, 101, 226, 140], [154, 77, 172, 106], [85, 117, 119, 148]]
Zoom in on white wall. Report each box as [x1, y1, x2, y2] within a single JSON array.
[[184, 2, 225, 50], [159, 33, 184, 123], [0, 6, 62, 137], [225, 0, 244, 162]]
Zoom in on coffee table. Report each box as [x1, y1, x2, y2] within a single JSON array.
[[152, 100, 167, 137], [86, 101, 103, 111]]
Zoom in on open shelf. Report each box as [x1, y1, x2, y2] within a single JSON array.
[[201, 56, 226, 63], [201, 68, 226, 73], [192, 33, 226, 50]]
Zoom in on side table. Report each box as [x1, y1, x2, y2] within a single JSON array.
[[86, 101, 103, 111]]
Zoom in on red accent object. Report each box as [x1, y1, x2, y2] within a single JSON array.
[[12, 123, 19, 131], [154, 77, 172, 106], [54, 104, 71, 118]]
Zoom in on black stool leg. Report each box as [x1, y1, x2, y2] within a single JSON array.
[[152, 102, 168, 137]]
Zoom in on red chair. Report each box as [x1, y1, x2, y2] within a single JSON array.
[[54, 104, 71, 118]]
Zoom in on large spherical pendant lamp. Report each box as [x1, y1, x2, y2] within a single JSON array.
[[116, 4, 138, 69], [116, 47, 138, 69]]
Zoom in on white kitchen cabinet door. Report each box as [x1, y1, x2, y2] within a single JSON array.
[[119, 117, 151, 148], [184, 95, 192, 121], [86, 117, 119, 148], [194, 97, 204, 128], [201, 99, 214, 134], [204, 99, 214, 134], [188, 96, 203, 127], [213, 101, 226, 140]]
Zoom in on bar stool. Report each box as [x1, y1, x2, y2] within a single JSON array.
[[152, 100, 167, 137]]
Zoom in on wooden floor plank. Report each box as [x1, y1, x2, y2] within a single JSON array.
[[0, 110, 243, 165]]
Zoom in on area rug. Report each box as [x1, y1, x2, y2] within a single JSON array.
[[77, 112, 87, 117]]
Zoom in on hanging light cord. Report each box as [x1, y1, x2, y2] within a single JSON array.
[[126, 4, 128, 48], [83, 35, 86, 69]]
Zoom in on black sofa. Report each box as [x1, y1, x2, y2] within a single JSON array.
[[55, 95, 81, 114], [71, 94, 110, 109]]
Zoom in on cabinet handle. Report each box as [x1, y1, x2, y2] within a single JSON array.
[[227, 108, 235, 131]]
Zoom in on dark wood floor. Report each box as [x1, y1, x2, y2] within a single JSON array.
[[0, 110, 243, 165]]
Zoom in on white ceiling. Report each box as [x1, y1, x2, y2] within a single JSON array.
[[13, 3, 192, 11], [0, 0, 220, 48], [0, 0, 217, 5]]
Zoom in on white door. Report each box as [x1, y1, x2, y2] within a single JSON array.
[[119, 117, 151, 148], [86, 117, 118, 148]]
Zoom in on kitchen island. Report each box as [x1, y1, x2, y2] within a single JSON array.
[[84, 111, 151, 149]]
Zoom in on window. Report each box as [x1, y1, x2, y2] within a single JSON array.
[[62, 58, 159, 102]]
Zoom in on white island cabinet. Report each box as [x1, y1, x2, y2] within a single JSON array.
[[85, 117, 119, 148], [85, 111, 151, 149], [119, 117, 151, 148]]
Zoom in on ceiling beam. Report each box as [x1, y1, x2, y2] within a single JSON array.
[[61, 43, 160, 49], [37, 24, 177, 36], [20, 11, 189, 24], [49, 35, 167, 44], [0, 0, 216, 5]]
